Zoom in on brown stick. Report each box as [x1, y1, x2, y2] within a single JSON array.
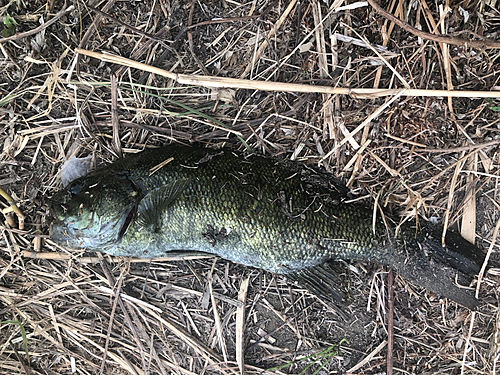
[[188, 15, 260, 29], [75, 48, 500, 99], [366, 0, 500, 49], [240, 0, 298, 78], [187, 1, 209, 75], [78, 0, 116, 49], [110, 75, 122, 158], [0, 187, 25, 229], [236, 277, 250, 375], [386, 268, 394, 375]]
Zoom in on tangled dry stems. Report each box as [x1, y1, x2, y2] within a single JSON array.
[[0, 0, 499, 374]]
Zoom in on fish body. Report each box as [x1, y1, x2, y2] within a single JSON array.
[[50, 145, 480, 309]]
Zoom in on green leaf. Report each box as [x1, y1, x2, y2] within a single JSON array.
[[2, 14, 17, 38], [266, 340, 347, 373], [1, 320, 29, 361], [488, 99, 500, 112], [4, 14, 18, 28]]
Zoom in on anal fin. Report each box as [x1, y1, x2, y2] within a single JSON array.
[[284, 262, 349, 319]]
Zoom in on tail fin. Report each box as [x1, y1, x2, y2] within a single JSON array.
[[422, 237, 480, 276], [285, 235, 481, 313], [393, 239, 479, 310], [428, 228, 484, 272]]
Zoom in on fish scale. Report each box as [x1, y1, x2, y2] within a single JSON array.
[[50, 145, 481, 310], [118, 147, 384, 269]]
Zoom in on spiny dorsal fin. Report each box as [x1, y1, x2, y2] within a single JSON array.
[[137, 178, 191, 231]]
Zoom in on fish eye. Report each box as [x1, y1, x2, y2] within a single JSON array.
[[70, 184, 81, 196]]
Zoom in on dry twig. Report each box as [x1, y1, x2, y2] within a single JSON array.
[[75, 48, 500, 98], [0, 4, 74, 44], [367, 0, 500, 49]]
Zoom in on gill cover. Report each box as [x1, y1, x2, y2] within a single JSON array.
[[50, 173, 141, 251]]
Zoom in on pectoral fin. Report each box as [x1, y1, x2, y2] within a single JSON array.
[[137, 178, 191, 231]]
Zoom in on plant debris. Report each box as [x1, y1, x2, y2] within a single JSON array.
[[0, 0, 499, 374]]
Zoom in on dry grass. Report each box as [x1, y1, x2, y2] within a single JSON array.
[[0, 0, 499, 374]]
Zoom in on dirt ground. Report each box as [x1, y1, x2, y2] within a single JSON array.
[[0, 0, 499, 374]]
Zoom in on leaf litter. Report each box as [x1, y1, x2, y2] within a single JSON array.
[[0, 0, 499, 374]]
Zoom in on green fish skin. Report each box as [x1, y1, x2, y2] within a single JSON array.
[[50, 145, 480, 310]]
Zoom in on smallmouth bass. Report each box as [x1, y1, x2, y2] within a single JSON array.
[[50, 145, 480, 309]]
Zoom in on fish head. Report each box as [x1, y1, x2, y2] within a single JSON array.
[[50, 173, 141, 251]]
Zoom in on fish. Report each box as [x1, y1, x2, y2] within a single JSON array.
[[50, 145, 481, 310]]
